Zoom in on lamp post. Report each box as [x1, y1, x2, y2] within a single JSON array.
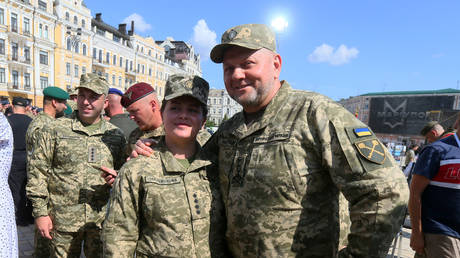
[[66, 26, 81, 91]]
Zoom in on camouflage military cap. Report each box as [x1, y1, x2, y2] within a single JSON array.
[[68, 87, 78, 96], [43, 86, 69, 100], [210, 23, 277, 63], [163, 74, 209, 105], [420, 121, 439, 136], [77, 73, 109, 95]]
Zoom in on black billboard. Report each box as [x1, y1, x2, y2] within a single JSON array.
[[368, 96, 456, 135]]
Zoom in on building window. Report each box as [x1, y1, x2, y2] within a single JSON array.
[[98, 50, 102, 63], [130, 61, 133, 71], [12, 43, 18, 61], [113, 55, 116, 65], [148, 49, 151, 56], [149, 68, 152, 76], [39, 51, 48, 65], [0, 39, 4, 55], [141, 47, 143, 53], [11, 13, 18, 32], [112, 75, 115, 85], [73, 16, 78, 25], [0, 68, 5, 83], [67, 38, 71, 50], [12, 71, 19, 87], [120, 57, 123, 67], [113, 35, 120, 43], [24, 73, 30, 89], [125, 60, 129, 71], [118, 76, 122, 87], [82, 66, 86, 75], [66, 63, 70, 75], [74, 65, 79, 78], [105, 73, 108, 81], [142, 65, 144, 74], [44, 25, 48, 39], [65, 12, 69, 21], [96, 28, 104, 36], [39, 24, 42, 37], [38, 0, 47, 11], [106, 52, 110, 63], [74, 43, 79, 54], [81, 19, 85, 29], [40, 76, 48, 89], [23, 18, 30, 35], [92, 48, 96, 58], [82, 44, 87, 55], [24, 47, 30, 62], [0, 8, 4, 25], [137, 64, 140, 73]]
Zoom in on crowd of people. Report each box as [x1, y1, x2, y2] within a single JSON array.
[[0, 23, 456, 258]]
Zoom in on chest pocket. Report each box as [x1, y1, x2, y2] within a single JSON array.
[[55, 136, 83, 167], [142, 176, 189, 223]]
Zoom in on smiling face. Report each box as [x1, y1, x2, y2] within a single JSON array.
[[161, 96, 205, 144], [77, 87, 107, 124], [222, 46, 282, 113]]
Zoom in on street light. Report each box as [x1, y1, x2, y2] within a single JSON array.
[[66, 26, 82, 91]]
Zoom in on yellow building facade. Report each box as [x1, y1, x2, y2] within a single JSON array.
[[0, 0, 201, 108]]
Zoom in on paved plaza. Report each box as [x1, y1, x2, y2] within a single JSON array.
[[17, 221, 415, 258]]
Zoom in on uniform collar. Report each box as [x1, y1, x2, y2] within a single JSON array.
[[229, 80, 291, 139], [157, 137, 212, 174], [71, 112, 110, 136]]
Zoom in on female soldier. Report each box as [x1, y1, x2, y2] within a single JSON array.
[[102, 74, 228, 257]]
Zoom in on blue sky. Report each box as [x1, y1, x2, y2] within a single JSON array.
[[85, 0, 460, 100]]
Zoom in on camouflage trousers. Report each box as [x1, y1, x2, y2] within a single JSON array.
[[34, 227, 50, 258], [50, 226, 102, 258]]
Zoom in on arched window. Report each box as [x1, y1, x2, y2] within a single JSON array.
[[66, 38, 71, 50], [73, 16, 78, 25], [75, 43, 79, 54], [65, 12, 69, 21], [81, 19, 85, 29], [82, 44, 87, 55]]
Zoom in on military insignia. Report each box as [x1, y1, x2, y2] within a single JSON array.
[[355, 139, 386, 164], [185, 80, 193, 89], [88, 146, 97, 163], [353, 127, 372, 137], [227, 29, 237, 40], [124, 91, 133, 100]]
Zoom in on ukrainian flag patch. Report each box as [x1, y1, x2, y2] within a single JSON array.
[[354, 127, 372, 137]]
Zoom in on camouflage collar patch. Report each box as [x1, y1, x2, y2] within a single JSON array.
[[354, 139, 386, 165]]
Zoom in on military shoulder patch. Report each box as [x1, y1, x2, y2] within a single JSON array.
[[353, 127, 372, 137], [354, 139, 386, 164]]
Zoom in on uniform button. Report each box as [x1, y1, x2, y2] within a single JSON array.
[[195, 205, 199, 209], [196, 210, 201, 214], [194, 199, 198, 203], [193, 193, 197, 198]]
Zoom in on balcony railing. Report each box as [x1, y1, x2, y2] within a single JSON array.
[[7, 82, 20, 89]]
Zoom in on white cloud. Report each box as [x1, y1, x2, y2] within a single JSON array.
[[191, 19, 217, 61], [122, 13, 152, 33], [308, 44, 359, 66]]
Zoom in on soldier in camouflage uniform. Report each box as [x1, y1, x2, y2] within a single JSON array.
[[25, 86, 69, 258], [203, 24, 409, 257], [103, 74, 228, 257], [26, 74, 126, 258]]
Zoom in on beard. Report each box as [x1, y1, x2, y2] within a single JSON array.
[[55, 110, 65, 118], [228, 81, 273, 108]]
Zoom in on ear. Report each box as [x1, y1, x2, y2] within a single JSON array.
[[51, 99, 58, 108], [273, 53, 282, 80], [150, 99, 157, 111], [103, 97, 109, 110]]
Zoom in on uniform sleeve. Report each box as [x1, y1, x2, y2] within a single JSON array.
[[310, 98, 409, 257], [26, 124, 55, 218], [413, 146, 440, 179], [102, 161, 140, 258], [113, 129, 128, 170], [207, 164, 231, 257]]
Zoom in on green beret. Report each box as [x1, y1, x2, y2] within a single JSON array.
[[64, 103, 73, 115], [43, 87, 69, 100], [420, 121, 439, 136]]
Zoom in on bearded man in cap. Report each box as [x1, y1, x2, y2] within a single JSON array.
[[7, 96, 33, 226], [205, 24, 409, 257], [27, 74, 126, 257], [25, 86, 68, 258]]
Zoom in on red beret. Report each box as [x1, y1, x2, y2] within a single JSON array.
[[121, 82, 155, 108]]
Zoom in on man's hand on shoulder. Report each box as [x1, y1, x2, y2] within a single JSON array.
[[128, 138, 156, 160]]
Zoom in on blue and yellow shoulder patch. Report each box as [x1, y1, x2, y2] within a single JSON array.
[[353, 127, 372, 137]]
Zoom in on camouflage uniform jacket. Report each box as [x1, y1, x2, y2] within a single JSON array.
[[103, 137, 228, 258], [25, 111, 54, 157], [204, 81, 409, 258], [126, 126, 163, 155], [26, 114, 126, 232]]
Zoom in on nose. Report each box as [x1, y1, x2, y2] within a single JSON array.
[[232, 67, 245, 80]]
